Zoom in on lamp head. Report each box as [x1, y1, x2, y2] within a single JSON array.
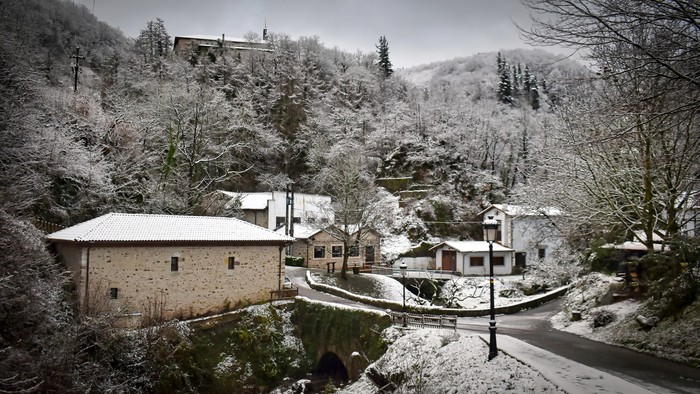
[[483, 215, 499, 242]]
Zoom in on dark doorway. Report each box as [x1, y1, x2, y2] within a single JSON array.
[[515, 252, 526, 268]]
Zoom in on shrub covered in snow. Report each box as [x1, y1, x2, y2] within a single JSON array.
[[590, 309, 615, 328]]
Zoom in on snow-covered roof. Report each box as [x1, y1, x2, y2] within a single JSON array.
[[218, 191, 271, 210], [431, 241, 514, 253], [479, 204, 563, 217], [601, 241, 665, 252], [174, 35, 249, 43], [46, 213, 294, 243], [275, 223, 322, 239]]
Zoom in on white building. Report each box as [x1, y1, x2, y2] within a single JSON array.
[[478, 204, 564, 268], [219, 191, 332, 232], [430, 241, 514, 276]]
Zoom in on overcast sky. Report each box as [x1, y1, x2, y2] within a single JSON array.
[[72, 0, 563, 68]]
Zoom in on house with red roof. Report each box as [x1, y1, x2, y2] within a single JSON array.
[[47, 213, 293, 323]]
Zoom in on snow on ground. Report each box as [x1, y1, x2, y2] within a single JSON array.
[[335, 327, 654, 394], [337, 328, 556, 393], [549, 272, 645, 341], [311, 270, 552, 310], [299, 270, 659, 393], [548, 272, 700, 368]]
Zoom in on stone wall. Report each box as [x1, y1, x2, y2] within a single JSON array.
[[59, 243, 284, 320], [302, 230, 381, 270]]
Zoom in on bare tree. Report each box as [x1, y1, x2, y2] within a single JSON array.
[[311, 142, 392, 279], [517, 0, 700, 248]]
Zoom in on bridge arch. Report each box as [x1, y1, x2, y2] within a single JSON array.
[[316, 351, 349, 383]]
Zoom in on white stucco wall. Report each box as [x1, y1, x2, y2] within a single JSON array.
[[435, 247, 513, 276]]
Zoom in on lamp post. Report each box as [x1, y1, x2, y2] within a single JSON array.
[[400, 262, 407, 327], [483, 215, 500, 360]]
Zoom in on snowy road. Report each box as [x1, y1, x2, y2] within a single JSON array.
[[459, 299, 700, 394], [286, 267, 700, 393]]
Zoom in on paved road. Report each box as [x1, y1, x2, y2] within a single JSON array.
[[287, 268, 700, 393], [459, 300, 700, 394]]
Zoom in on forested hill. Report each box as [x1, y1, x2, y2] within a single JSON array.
[[0, 0, 588, 241]]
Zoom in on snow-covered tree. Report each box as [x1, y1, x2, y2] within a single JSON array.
[[519, 0, 700, 249], [376, 35, 393, 78]]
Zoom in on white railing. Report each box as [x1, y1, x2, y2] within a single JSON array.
[[371, 266, 459, 280]]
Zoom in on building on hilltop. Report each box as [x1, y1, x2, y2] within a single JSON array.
[[173, 30, 272, 58]]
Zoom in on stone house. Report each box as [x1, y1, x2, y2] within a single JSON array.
[[431, 241, 514, 276], [281, 224, 381, 269], [47, 213, 293, 321], [478, 204, 564, 269]]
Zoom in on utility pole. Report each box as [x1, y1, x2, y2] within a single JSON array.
[[70, 46, 85, 92]]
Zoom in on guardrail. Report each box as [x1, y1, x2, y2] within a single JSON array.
[[371, 266, 459, 280], [306, 270, 570, 317], [269, 288, 299, 302], [390, 312, 457, 330]]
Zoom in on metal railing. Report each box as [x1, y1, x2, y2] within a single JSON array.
[[371, 266, 459, 280], [390, 312, 457, 330]]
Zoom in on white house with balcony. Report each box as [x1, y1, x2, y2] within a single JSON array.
[[478, 204, 564, 268]]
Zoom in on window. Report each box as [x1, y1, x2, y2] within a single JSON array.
[[496, 220, 502, 242], [492, 256, 505, 266], [228, 256, 236, 270], [538, 248, 546, 259], [109, 288, 118, 299], [470, 256, 484, 267], [314, 246, 326, 259], [332, 245, 343, 258], [349, 243, 360, 257], [171, 256, 179, 272]]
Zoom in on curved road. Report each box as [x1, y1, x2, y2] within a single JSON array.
[[287, 268, 700, 393]]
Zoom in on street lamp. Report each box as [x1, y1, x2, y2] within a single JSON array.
[[400, 262, 407, 327], [483, 215, 500, 360]]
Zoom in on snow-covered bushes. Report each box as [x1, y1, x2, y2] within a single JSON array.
[[590, 309, 615, 328]]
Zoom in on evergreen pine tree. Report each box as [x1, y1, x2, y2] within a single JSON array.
[[523, 65, 532, 101], [497, 57, 512, 104], [376, 36, 393, 78], [497, 52, 503, 75], [530, 75, 541, 110]]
